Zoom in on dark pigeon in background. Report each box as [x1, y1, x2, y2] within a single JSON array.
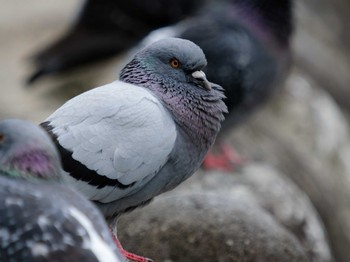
[[179, 0, 293, 129], [134, 0, 294, 170], [41, 38, 227, 261], [182, 0, 294, 169], [0, 119, 124, 262], [27, 0, 204, 84]]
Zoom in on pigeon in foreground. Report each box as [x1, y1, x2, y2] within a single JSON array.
[[141, 0, 293, 170], [27, 0, 203, 84], [41, 38, 227, 261], [0, 119, 124, 262]]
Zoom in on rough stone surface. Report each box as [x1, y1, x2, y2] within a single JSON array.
[[227, 71, 350, 262], [119, 192, 309, 262], [118, 164, 332, 262]]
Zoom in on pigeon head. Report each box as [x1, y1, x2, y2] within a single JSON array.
[[121, 37, 218, 91], [0, 119, 62, 182], [139, 37, 207, 72], [120, 37, 227, 149]]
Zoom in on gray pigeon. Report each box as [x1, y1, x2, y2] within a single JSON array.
[[41, 38, 227, 261], [0, 119, 124, 262]]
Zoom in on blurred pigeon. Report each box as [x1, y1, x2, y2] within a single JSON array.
[[142, 0, 293, 170], [0, 119, 124, 262], [27, 0, 204, 84], [41, 38, 227, 261]]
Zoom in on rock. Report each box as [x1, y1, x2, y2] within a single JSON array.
[[236, 165, 332, 262], [181, 166, 332, 262], [227, 70, 350, 262], [118, 163, 331, 262], [118, 192, 308, 262]]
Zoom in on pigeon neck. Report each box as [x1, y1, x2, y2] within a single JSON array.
[[1, 149, 62, 183], [120, 60, 226, 150], [231, 0, 293, 46], [160, 85, 224, 150]]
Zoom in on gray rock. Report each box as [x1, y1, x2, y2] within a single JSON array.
[[227, 70, 350, 262], [118, 191, 308, 262], [175, 165, 332, 262], [118, 162, 331, 262]]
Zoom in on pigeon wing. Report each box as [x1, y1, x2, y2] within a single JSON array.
[[45, 81, 177, 202]]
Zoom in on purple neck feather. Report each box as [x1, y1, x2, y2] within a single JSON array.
[[120, 60, 226, 150], [8, 149, 59, 181]]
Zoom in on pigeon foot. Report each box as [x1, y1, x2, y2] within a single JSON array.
[[112, 234, 153, 262], [202, 144, 246, 172]]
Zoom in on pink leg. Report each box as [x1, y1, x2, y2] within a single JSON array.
[[202, 144, 246, 172], [111, 232, 153, 262]]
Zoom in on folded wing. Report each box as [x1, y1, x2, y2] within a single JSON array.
[[45, 81, 177, 202]]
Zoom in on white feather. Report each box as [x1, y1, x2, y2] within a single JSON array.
[[68, 207, 122, 262]]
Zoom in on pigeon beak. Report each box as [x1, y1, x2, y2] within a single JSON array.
[[192, 70, 212, 90]]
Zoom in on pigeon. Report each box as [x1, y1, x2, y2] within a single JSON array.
[[41, 38, 227, 261], [0, 119, 125, 262], [27, 0, 204, 84], [141, 0, 294, 170]]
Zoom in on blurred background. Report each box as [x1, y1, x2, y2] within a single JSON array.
[[1, 1, 350, 261]]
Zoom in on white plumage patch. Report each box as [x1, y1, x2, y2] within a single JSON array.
[[47, 81, 177, 202], [5, 197, 24, 207], [67, 207, 121, 262], [31, 243, 49, 257]]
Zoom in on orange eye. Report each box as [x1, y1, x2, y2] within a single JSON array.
[[170, 58, 181, 69]]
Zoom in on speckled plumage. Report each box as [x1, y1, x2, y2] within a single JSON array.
[[41, 38, 227, 220], [0, 178, 123, 262], [0, 119, 124, 262]]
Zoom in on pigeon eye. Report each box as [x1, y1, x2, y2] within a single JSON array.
[[169, 58, 181, 69], [0, 133, 4, 143]]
